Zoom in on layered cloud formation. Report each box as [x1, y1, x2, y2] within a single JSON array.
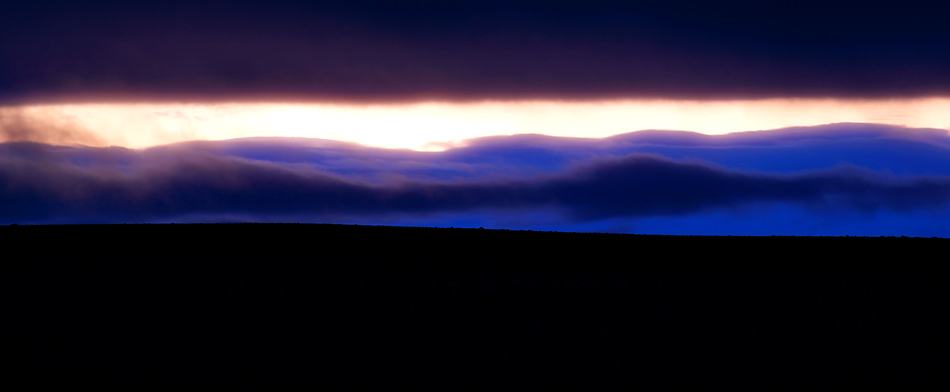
[[4, 1, 948, 236], [3, 123, 949, 235]]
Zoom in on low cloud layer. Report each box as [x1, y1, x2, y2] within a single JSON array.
[[3, 124, 950, 225]]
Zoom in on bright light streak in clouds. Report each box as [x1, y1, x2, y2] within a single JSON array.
[[2, 98, 949, 150]]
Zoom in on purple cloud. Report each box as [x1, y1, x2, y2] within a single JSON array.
[[3, 124, 950, 225], [2, 1, 949, 102]]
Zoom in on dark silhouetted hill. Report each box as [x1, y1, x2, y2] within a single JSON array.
[[6, 223, 947, 387]]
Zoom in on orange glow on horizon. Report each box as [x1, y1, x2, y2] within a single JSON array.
[[2, 98, 949, 150]]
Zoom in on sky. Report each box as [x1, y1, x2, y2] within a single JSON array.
[[2, 0, 950, 236]]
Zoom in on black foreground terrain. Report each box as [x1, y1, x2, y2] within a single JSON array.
[[6, 224, 948, 387]]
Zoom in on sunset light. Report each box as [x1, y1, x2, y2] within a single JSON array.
[[7, 1, 948, 381], [4, 98, 949, 150], [4, 0, 950, 236]]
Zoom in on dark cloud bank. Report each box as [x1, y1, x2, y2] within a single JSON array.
[[3, 124, 950, 233], [3, 0, 950, 102]]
